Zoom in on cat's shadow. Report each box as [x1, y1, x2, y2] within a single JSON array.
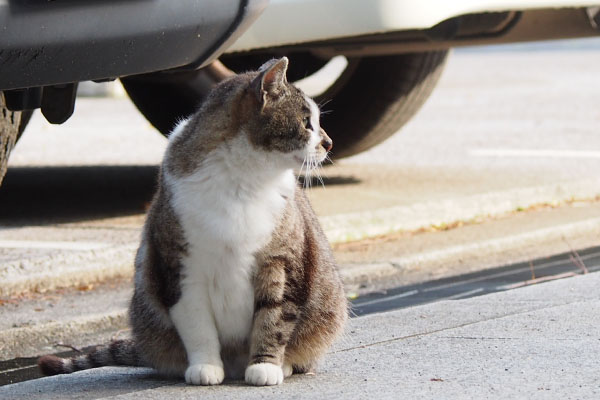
[[0, 367, 307, 399], [0, 166, 361, 226]]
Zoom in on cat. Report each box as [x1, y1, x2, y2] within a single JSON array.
[[38, 57, 348, 386]]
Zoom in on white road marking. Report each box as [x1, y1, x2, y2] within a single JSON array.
[[0, 240, 111, 251], [422, 249, 600, 293], [445, 288, 484, 300], [469, 148, 600, 159], [494, 272, 577, 291], [353, 290, 418, 308]]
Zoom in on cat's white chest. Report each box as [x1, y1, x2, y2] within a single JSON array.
[[166, 162, 294, 344]]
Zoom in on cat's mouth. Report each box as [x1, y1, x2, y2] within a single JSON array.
[[292, 149, 327, 167], [297, 155, 328, 170]]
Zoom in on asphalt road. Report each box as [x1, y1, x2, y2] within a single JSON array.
[[347, 42, 600, 178]]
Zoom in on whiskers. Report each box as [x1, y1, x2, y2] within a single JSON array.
[[298, 152, 331, 190], [318, 99, 333, 116]]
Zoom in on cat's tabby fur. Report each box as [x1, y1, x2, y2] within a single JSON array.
[[38, 57, 348, 386]]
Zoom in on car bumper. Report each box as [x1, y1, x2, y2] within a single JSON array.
[[227, 0, 600, 52], [0, 0, 267, 91]]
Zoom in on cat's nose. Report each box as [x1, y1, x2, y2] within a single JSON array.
[[320, 128, 333, 152], [321, 137, 333, 152]]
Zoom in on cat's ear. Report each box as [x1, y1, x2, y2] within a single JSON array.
[[251, 57, 289, 108]]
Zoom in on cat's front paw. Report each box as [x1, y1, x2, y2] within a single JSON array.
[[185, 363, 225, 386], [245, 362, 284, 386]]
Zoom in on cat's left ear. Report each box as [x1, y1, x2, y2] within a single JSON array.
[[251, 57, 289, 108]]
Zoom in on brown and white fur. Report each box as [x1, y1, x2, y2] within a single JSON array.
[[38, 57, 348, 386]]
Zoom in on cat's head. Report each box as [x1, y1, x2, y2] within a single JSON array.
[[166, 58, 332, 178], [241, 57, 332, 169]]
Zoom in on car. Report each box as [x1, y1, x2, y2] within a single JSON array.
[[2, 0, 599, 186]]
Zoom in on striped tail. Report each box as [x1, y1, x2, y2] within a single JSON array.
[[38, 339, 143, 376]]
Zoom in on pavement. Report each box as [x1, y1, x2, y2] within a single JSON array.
[[1, 42, 600, 397], [1, 270, 599, 399]]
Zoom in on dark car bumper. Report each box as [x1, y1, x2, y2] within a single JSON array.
[[0, 0, 266, 91]]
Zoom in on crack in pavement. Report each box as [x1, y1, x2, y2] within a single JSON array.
[[331, 299, 592, 354]]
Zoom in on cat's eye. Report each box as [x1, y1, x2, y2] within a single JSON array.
[[303, 116, 312, 130]]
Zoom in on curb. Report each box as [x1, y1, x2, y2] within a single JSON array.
[[0, 311, 128, 361], [2, 180, 599, 298], [339, 217, 600, 287], [320, 179, 600, 242], [0, 245, 137, 298]]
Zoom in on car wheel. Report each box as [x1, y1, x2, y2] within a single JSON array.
[[122, 50, 448, 158], [0, 93, 32, 186], [315, 51, 449, 158]]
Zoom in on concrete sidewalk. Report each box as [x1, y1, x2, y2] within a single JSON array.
[[2, 271, 598, 399]]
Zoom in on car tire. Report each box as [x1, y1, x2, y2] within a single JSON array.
[[122, 50, 448, 159], [317, 51, 449, 158], [0, 94, 32, 186]]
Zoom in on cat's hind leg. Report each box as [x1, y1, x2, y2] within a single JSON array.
[[282, 361, 293, 378], [283, 279, 348, 376]]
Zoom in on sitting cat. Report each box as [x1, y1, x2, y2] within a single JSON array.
[[38, 57, 348, 386]]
